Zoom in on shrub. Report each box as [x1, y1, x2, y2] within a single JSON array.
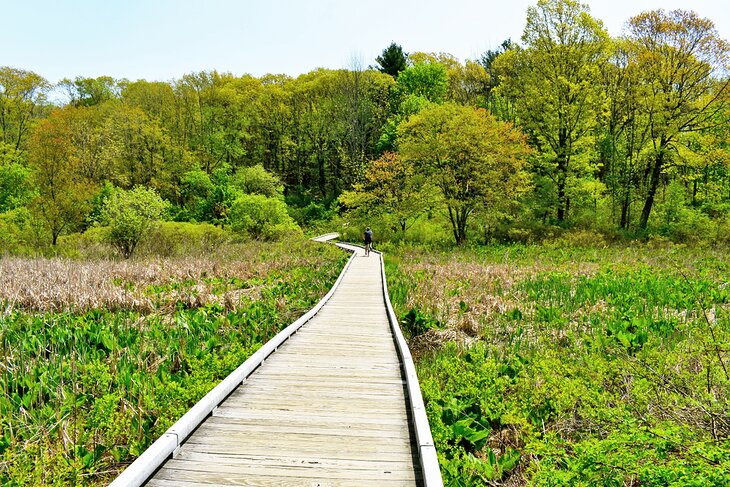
[[0, 208, 47, 256], [229, 193, 301, 240], [138, 221, 230, 257], [288, 201, 337, 226], [231, 165, 283, 198], [101, 186, 168, 258], [545, 229, 609, 248], [0, 211, 22, 254], [661, 206, 715, 244], [56, 226, 114, 259], [0, 160, 35, 212]]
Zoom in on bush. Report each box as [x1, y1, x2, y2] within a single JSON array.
[[138, 222, 230, 257], [229, 193, 301, 240], [544, 229, 609, 248], [287, 201, 337, 226], [0, 160, 34, 213], [231, 165, 283, 198], [0, 208, 47, 256], [101, 186, 168, 258], [660, 206, 715, 244], [56, 226, 114, 259], [0, 211, 22, 254], [716, 217, 730, 247]]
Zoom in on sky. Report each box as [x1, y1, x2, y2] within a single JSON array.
[[4, 0, 729, 84]]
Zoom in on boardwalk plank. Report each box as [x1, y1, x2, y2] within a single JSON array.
[[145, 250, 421, 486]]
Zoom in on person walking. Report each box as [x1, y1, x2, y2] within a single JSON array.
[[364, 227, 373, 256]]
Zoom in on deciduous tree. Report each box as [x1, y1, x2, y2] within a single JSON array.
[[495, 0, 609, 223], [339, 152, 431, 236], [399, 103, 531, 245], [625, 9, 730, 229], [26, 109, 95, 245], [101, 185, 168, 258], [0, 67, 49, 151]]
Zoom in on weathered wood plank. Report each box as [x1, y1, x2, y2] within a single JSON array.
[[203, 416, 410, 436], [149, 471, 418, 487], [146, 249, 423, 486], [178, 441, 418, 463], [173, 450, 418, 472], [213, 408, 411, 426], [161, 458, 419, 480]]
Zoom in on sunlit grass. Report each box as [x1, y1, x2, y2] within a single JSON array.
[[0, 238, 346, 486], [386, 242, 730, 486]]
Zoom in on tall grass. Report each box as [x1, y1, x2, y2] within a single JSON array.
[[386, 242, 730, 486], [0, 240, 335, 313], [0, 239, 346, 486]]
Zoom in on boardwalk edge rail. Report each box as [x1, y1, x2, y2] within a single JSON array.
[[375, 248, 445, 487], [108, 245, 356, 487], [334, 240, 443, 487]]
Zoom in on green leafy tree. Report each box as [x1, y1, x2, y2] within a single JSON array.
[[0, 144, 34, 212], [396, 62, 449, 104], [0, 67, 49, 150], [180, 168, 215, 220], [479, 39, 516, 120], [624, 9, 730, 230], [229, 193, 300, 240], [495, 0, 609, 223], [122, 79, 177, 123], [27, 109, 96, 245], [101, 186, 168, 258], [59, 76, 121, 107], [232, 164, 284, 198], [290, 69, 350, 198], [65, 103, 124, 184], [339, 151, 431, 236], [445, 60, 491, 107], [399, 103, 531, 245], [375, 42, 408, 79], [255, 76, 295, 174]]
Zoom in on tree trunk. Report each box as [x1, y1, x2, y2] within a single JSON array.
[[457, 209, 468, 246], [447, 206, 459, 245], [448, 205, 470, 246], [317, 153, 326, 198], [639, 142, 666, 230], [556, 128, 568, 223], [620, 189, 630, 230]]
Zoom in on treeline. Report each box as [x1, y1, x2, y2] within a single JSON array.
[[1, 0, 729, 252]]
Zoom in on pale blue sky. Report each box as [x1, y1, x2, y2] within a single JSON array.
[[4, 0, 729, 84]]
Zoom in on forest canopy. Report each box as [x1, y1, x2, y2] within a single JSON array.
[[1, 0, 729, 251]]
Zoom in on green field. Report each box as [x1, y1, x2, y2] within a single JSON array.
[[0, 239, 345, 486], [386, 242, 730, 486]]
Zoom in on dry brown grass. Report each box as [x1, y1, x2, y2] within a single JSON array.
[[390, 246, 698, 348], [0, 241, 334, 314], [394, 252, 542, 339]]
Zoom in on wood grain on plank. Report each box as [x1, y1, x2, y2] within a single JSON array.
[[146, 249, 421, 486]]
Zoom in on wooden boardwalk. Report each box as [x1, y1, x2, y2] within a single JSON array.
[[141, 242, 425, 486]]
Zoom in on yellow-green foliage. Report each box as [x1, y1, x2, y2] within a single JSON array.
[[0, 208, 47, 255], [229, 193, 301, 240], [139, 221, 229, 257]]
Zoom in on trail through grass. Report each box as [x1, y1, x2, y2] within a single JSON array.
[[0, 239, 346, 486]]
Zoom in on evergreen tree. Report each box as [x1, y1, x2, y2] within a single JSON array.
[[375, 42, 408, 79]]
